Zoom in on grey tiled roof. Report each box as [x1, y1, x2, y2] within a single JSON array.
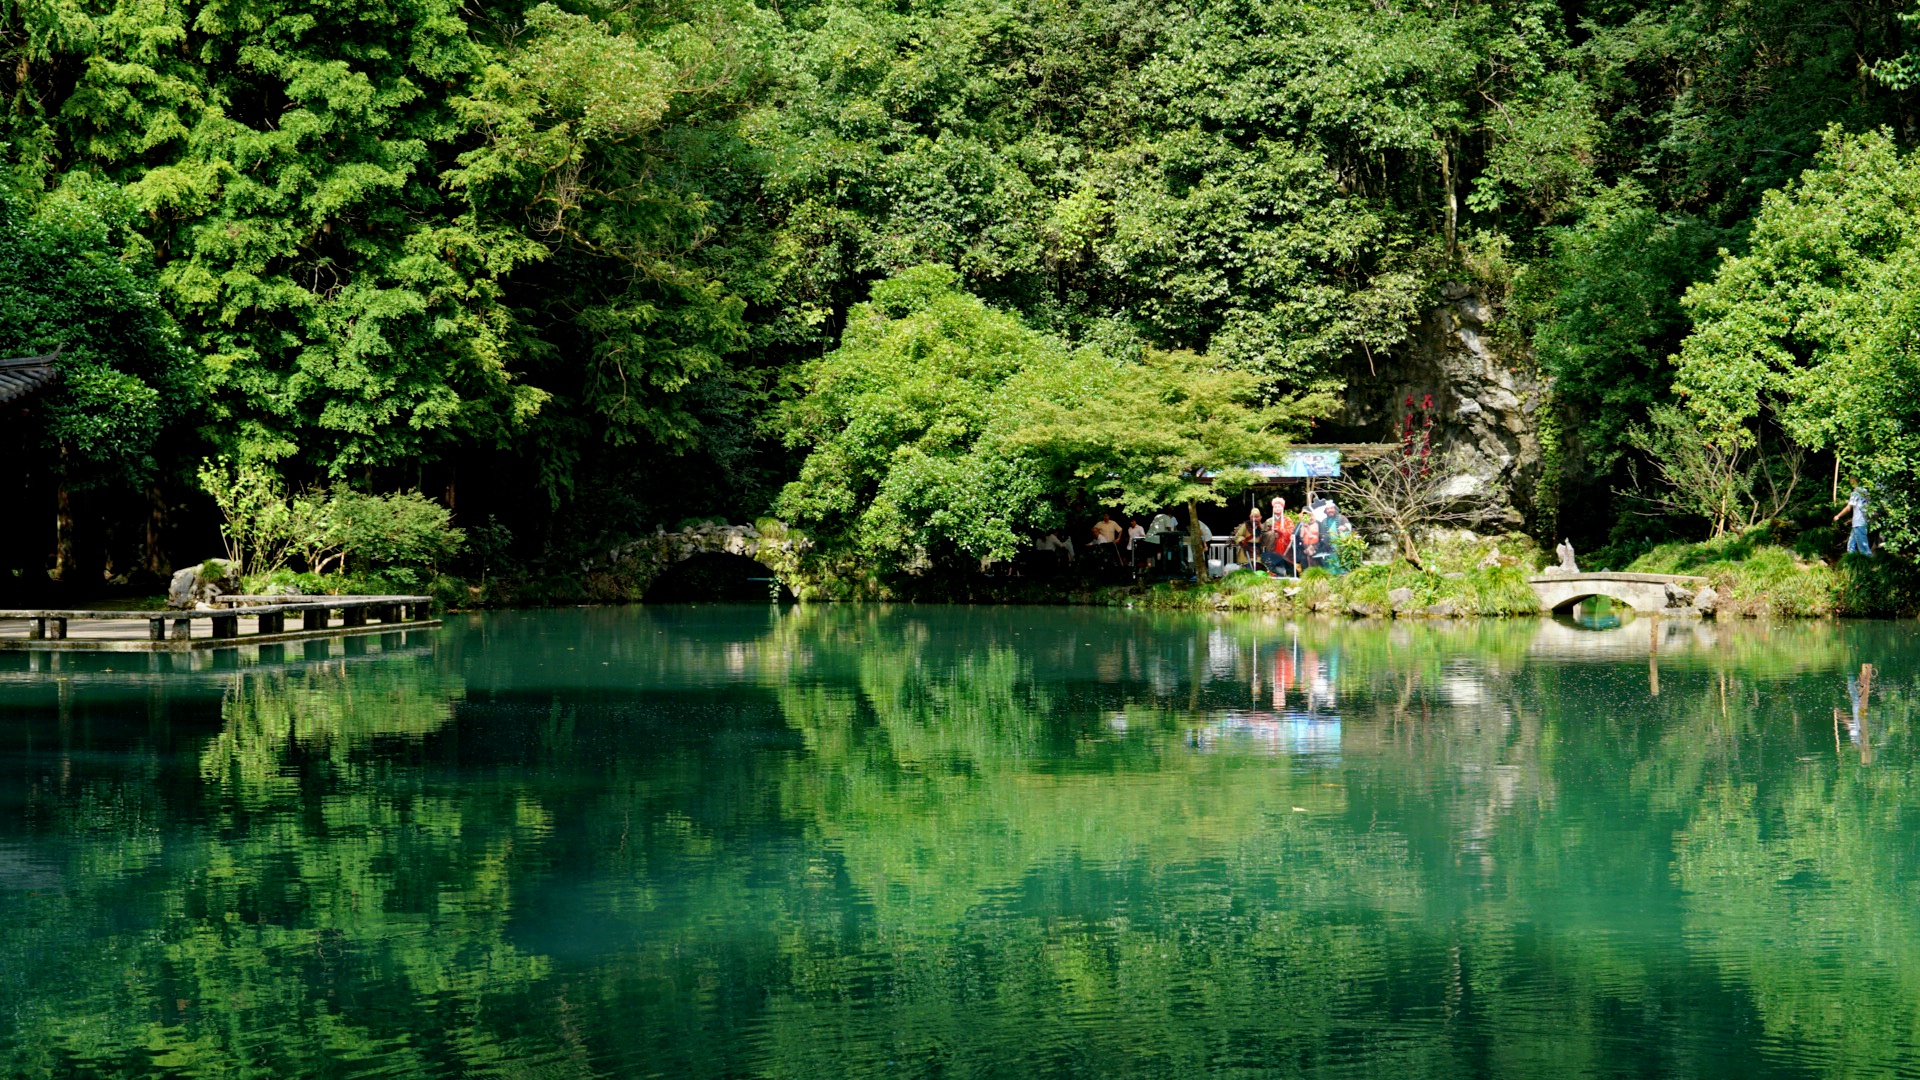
[[0, 350, 59, 405]]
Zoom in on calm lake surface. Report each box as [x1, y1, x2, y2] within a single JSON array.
[[2, 606, 1918, 1079]]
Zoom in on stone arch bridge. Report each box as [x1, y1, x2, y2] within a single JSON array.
[[578, 522, 820, 602], [1528, 572, 1709, 615]]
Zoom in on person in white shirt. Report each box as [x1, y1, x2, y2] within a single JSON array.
[[1036, 530, 1074, 565]]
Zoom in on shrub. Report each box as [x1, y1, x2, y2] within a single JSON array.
[[200, 460, 464, 587], [329, 490, 463, 575]]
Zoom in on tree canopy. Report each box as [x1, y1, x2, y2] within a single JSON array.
[[1676, 129, 1920, 552], [0, 181, 196, 494], [5, 0, 1920, 581], [777, 265, 1325, 563]]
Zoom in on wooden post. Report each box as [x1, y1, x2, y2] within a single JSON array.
[[170, 618, 190, 641], [257, 612, 283, 634], [1648, 616, 1660, 698], [149, 618, 165, 642], [28, 618, 44, 640], [49, 618, 67, 641], [342, 606, 366, 628], [303, 609, 328, 631], [211, 614, 238, 639]]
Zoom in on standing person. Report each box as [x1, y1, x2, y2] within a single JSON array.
[[1235, 508, 1265, 568], [1089, 511, 1123, 570], [1266, 498, 1296, 575], [1125, 517, 1146, 566], [1834, 485, 1874, 556], [1322, 500, 1349, 573], [1304, 501, 1334, 572], [1037, 529, 1074, 568], [1298, 514, 1322, 571]]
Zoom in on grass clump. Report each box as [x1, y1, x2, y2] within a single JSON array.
[[1118, 559, 1538, 616], [1625, 534, 1836, 616]]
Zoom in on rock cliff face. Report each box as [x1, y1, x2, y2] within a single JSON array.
[[1338, 283, 1547, 532]]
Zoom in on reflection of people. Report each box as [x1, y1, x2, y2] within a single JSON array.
[[1834, 485, 1873, 556]]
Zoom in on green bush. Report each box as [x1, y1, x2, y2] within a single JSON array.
[[202, 460, 465, 590], [1835, 555, 1920, 616], [1626, 532, 1839, 616], [329, 490, 464, 576]]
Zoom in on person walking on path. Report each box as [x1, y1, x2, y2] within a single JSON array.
[[1834, 485, 1874, 556]]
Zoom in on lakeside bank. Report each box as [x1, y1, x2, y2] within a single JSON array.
[[207, 524, 1920, 621]]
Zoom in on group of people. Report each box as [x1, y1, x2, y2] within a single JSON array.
[[1230, 496, 1351, 576], [1031, 511, 1196, 573], [1028, 494, 1353, 579], [1046, 511, 1183, 569]]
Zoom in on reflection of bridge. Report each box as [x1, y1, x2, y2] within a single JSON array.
[[1528, 572, 1708, 614]]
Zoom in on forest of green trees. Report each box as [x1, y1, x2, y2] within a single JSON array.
[[5, 0, 1920, 597]]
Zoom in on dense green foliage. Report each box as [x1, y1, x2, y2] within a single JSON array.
[[776, 264, 1326, 564], [6, 0, 1920, 587], [1676, 129, 1920, 553]]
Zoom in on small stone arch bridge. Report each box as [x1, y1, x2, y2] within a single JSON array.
[[580, 522, 819, 602], [1529, 572, 1709, 615]]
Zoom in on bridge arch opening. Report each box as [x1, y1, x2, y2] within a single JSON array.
[[643, 553, 795, 604], [1551, 593, 1635, 629]]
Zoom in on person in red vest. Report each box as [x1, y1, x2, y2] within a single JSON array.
[[1266, 497, 1298, 576]]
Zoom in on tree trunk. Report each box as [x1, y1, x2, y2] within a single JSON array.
[[1440, 142, 1458, 263], [144, 484, 170, 575], [1186, 498, 1209, 580], [52, 444, 73, 583]]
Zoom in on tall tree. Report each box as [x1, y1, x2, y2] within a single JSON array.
[[0, 180, 197, 580]]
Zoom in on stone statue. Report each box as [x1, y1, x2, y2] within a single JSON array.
[[1552, 539, 1579, 575]]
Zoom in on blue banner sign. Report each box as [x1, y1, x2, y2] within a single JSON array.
[[1246, 449, 1341, 479]]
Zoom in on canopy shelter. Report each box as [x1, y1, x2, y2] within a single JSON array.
[[0, 348, 60, 406]]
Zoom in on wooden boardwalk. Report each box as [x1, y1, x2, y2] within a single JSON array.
[[0, 595, 438, 651]]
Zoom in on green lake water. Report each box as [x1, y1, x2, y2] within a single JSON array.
[[3, 606, 1919, 1079]]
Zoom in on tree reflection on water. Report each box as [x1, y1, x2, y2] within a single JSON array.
[[0, 611, 1914, 1078]]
